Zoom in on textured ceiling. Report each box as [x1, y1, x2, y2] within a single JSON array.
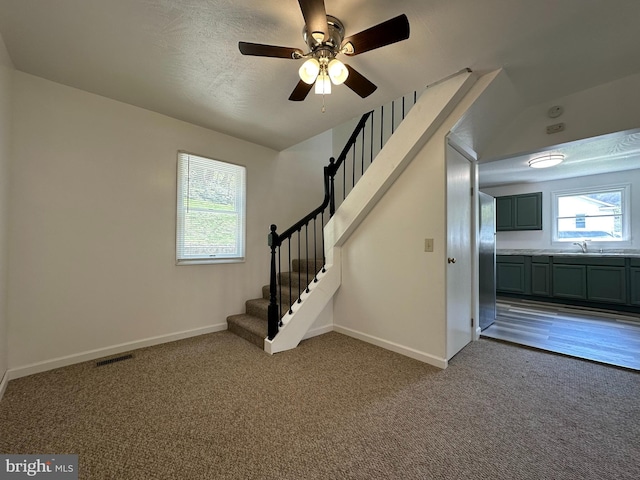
[[1, 0, 640, 151], [479, 129, 640, 188]]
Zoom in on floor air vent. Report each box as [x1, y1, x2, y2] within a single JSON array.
[[96, 354, 133, 367]]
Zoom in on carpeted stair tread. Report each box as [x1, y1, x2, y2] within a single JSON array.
[[245, 298, 269, 321], [226, 314, 266, 349], [278, 271, 316, 288], [227, 257, 321, 349], [262, 284, 302, 306], [291, 258, 325, 273]]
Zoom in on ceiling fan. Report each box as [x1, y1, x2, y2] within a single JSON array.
[[238, 0, 410, 103]]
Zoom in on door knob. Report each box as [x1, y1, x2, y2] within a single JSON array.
[[448, 257, 456, 264]]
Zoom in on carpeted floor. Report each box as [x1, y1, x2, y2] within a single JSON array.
[[1, 331, 639, 479]]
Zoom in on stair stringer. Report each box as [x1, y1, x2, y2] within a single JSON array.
[[265, 70, 477, 354], [264, 248, 341, 355]]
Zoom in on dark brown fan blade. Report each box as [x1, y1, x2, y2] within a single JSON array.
[[298, 0, 329, 42], [343, 65, 377, 98], [289, 80, 314, 101], [238, 42, 303, 59], [342, 14, 410, 56]]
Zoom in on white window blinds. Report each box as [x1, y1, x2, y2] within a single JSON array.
[[176, 152, 246, 264]]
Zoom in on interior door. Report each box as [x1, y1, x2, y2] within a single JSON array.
[[446, 142, 473, 360]]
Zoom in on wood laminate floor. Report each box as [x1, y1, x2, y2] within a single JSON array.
[[481, 297, 640, 370]]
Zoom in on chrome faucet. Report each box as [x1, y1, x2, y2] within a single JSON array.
[[573, 240, 588, 253]]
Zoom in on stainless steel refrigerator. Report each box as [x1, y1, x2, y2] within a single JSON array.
[[479, 192, 496, 330]]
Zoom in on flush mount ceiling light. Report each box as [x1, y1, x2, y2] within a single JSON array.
[[528, 154, 564, 169]]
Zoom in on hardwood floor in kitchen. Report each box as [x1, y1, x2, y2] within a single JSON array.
[[481, 297, 640, 370]]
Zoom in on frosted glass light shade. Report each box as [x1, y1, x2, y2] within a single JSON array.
[[528, 154, 564, 168], [314, 73, 331, 94], [299, 59, 320, 84], [328, 59, 349, 85]]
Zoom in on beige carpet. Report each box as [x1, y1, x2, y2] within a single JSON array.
[[1, 331, 639, 479]]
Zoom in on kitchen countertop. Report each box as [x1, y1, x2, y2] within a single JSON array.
[[497, 249, 640, 258]]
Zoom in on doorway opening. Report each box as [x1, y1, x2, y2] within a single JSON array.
[[481, 296, 640, 370]]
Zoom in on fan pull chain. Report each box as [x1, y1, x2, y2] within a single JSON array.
[[321, 93, 326, 113]]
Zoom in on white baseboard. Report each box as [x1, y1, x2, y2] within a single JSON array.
[[475, 327, 482, 340], [7, 323, 227, 380], [0, 370, 8, 402], [333, 325, 448, 369], [302, 324, 334, 341]]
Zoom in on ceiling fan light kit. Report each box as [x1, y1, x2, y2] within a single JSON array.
[[327, 59, 348, 85], [314, 72, 331, 94], [299, 58, 320, 84], [238, 0, 410, 108]]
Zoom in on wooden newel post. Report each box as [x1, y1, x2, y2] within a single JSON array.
[[267, 224, 280, 341]]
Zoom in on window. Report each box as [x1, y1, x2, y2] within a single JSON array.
[[552, 185, 630, 243], [176, 152, 246, 264]]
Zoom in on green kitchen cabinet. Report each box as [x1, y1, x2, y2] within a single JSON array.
[[496, 197, 515, 231], [496, 192, 542, 231], [552, 264, 587, 300], [498, 254, 640, 312], [631, 264, 640, 306], [496, 256, 526, 294], [587, 266, 627, 304], [531, 262, 551, 296], [514, 193, 543, 230]]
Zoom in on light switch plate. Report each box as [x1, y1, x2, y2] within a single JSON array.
[[424, 238, 434, 252]]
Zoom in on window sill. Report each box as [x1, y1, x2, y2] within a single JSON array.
[[176, 258, 245, 266]]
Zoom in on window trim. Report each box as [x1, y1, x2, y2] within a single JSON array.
[[551, 183, 631, 245], [176, 151, 246, 265]]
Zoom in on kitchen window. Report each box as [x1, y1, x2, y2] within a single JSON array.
[[176, 152, 246, 264], [552, 184, 630, 243]]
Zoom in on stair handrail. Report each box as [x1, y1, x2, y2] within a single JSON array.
[[275, 160, 334, 242], [267, 90, 418, 342], [267, 111, 373, 340]]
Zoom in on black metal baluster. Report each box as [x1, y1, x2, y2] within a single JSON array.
[[287, 238, 293, 314], [278, 244, 282, 325], [305, 223, 310, 293], [351, 146, 355, 189], [313, 217, 318, 283], [370, 115, 374, 164], [361, 127, 365, 176], [342, 159, 346, 200], [380, 105, 384, 151], [402, 95, 406, 119], [392, 101, 395, 134], [297, 230, 302, 303], [321, 211, 326, 273]]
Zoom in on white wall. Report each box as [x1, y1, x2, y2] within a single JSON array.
[[481, 168, 640, 251], [332, 72, 495, 366], [484, 72, 640, 160], [8, 72, 330, 374], [272, 129, 333, 231], [0, 34, 12, 392]]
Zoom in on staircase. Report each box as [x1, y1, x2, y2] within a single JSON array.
[[227, 258, 324, 349], [226, 85, 432, 352]]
